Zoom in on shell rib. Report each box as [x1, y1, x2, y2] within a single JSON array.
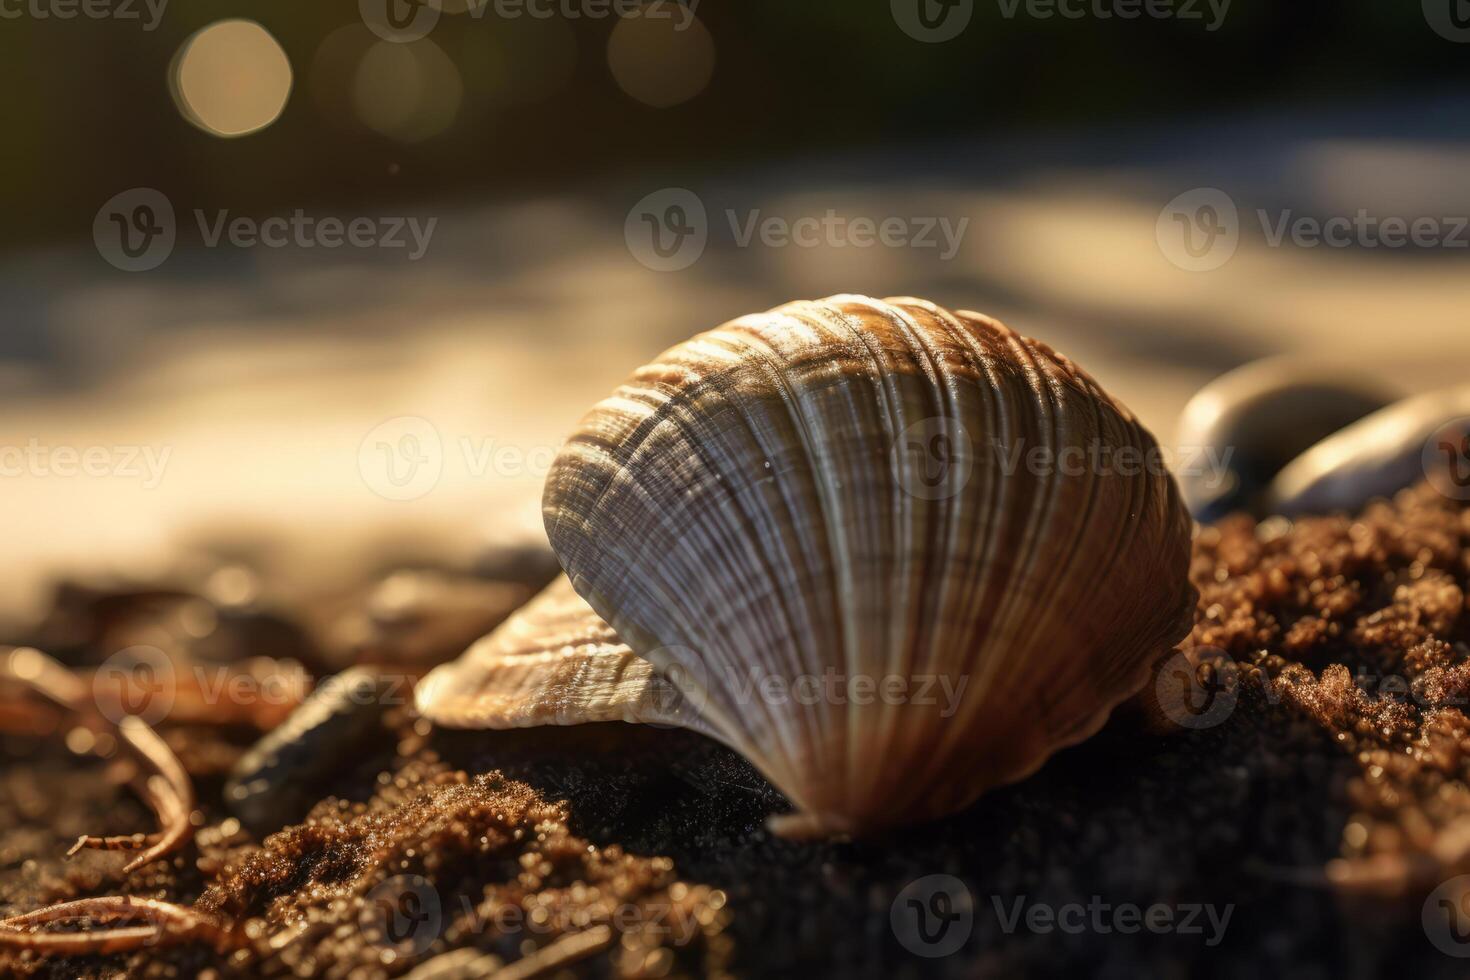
[[420, 295, 1196, 837]]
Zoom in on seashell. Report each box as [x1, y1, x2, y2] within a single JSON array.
[[413, 574, 701, 732], [419, 295, 1196, 837], [1268, 385, 1470, 516], [1174, 359, 1396, 523]]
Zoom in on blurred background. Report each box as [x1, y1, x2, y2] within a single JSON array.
[[1, 0, 1468, 624]]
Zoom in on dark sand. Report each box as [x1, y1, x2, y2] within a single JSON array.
[[4, 484, 1470, 977]]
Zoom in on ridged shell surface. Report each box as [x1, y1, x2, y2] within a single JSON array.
[[415, 574, 701, 732], [532, 295, 1195, 836]]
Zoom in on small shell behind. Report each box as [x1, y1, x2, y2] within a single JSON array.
[[421, 295, 1196, 837], [1268, 385, 1470, 516], [1174, 358, 1396, 522]]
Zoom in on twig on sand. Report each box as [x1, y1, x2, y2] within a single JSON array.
[[0, 646, 225, 955]]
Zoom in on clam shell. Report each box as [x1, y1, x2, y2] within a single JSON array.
[[420, 295, 1196, 837], [1268, 385, 1470, 516], [1174, 359, 1396, 522], [414, 574, 704, 732]]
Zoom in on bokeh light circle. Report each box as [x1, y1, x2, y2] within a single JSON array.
[[353, 39, 463, 143], [607, 2, 715, 108], [170, 20, 293, 138]]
